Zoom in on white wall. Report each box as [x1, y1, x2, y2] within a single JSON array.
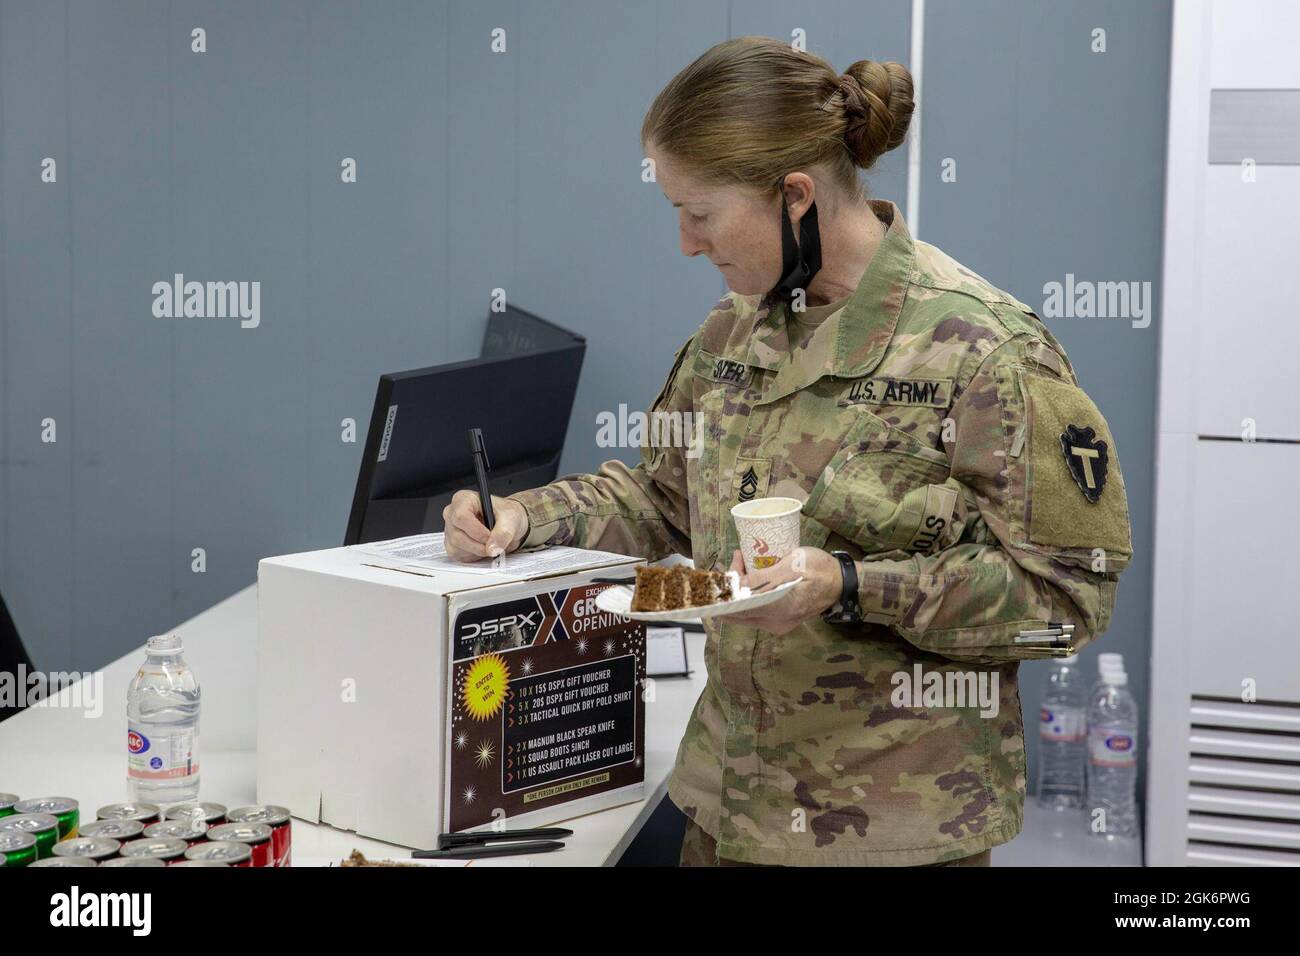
[[1148, 0, 1300, 867]]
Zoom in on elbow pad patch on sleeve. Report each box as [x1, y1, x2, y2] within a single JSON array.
[[1020, 371, 1132, 563]]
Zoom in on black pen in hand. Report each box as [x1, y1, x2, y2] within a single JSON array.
[[468, 427, 496, 537]]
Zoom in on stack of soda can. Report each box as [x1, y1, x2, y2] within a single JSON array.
[[0, 795, 292, 868], [0, 794, 82, 867]]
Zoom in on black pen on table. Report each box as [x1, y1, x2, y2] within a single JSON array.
[[469, 427, 495, 534], [438, 826, 574, 850], [413, 840, 565, 860]]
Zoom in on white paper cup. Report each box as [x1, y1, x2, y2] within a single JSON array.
[[730, 497, 802, 573]]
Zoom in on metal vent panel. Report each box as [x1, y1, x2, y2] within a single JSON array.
[[1185, 696, 1300, 863]]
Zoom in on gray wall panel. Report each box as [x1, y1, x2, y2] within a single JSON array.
[[515, 0, 732, 479], [168, 0, 312, 625], [446, 0, 517, 368], [305, 0, 450, 548], [65, 3, 173, 670], [0, 0, 75, 671]]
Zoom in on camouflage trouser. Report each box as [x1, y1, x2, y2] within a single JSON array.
[[678, 818, 993, 867]]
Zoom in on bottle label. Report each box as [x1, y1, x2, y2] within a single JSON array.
[[1088, 727, 1137, 767], [127, 725, 199, 780], [1040, 705, 1085, 742]]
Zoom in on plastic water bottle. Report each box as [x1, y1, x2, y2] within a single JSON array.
[[1086, 655, 1128, 697], [1087, 653, 1125, 721], [1086, 669, 1138, 838], [126, 634, 201, 805], [1085, 652, 1131, 827], [1097, 652, 1124, 673], [1036, 654, 1086, 810]]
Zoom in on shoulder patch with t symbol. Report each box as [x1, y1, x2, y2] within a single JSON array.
[[1060, 424, 1108, 502]]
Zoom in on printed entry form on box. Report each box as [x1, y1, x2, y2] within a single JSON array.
[[351, 532, 638, 580]]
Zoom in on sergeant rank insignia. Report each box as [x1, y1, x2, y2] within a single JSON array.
[[1060, 424, 1108, 502], [737, 466, 760, 501]]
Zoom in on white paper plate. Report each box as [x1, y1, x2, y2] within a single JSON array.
[[594, 576, 803, 622]]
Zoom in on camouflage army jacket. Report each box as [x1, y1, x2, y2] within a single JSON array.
[[508, 199, 1132, 865]]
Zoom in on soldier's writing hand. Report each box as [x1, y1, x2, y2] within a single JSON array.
[[724, 547, 842, 635], [443, 490, 529, 563]]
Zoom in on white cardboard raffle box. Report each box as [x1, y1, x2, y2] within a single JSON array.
[[256, 538, 646, 850]]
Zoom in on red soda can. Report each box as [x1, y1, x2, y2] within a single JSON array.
[[100, 856, 165, 867], [206, 822, 273, 867], [145, 819, 208, 848], [79, 818, 145, 841], [184, 840, 251, 867], [119, 837, 188, 865], [163, 802, 227, 830], [96, 802, 161, 825], [226, 805, 292, 866]]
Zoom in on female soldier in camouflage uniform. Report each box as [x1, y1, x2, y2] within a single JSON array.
[[445, 37, 1132, 867]]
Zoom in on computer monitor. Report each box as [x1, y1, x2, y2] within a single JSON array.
[[344, 306, 586, 546]]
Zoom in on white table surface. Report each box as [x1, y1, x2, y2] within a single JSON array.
[[2, 584, 1140, 867], [0, 584, 708, 867], [993, 802, 1142, 866]]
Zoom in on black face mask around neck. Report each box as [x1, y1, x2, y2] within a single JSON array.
[[768, 177, 822, 303]]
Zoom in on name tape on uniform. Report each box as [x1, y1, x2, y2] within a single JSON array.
[[705, 357, 754, 387], [839, 377, 953, 408]]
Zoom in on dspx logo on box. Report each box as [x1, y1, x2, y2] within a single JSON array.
[[454, 596, 555, 660], [452, 584, 635, 661]]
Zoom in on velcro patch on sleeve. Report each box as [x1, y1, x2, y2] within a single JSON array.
[[1023, 372, 1131, 556], [907, 483, 959, 554]]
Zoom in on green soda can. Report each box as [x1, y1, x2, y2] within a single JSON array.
[[0, 830, 37, 867], [0, 794, 18, 819], [13, 797, 79, 839], [0, 813, 60, 858]]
